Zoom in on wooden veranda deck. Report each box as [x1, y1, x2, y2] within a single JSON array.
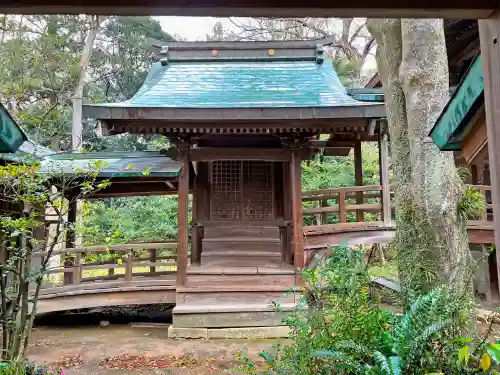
[[34, 184, 494, 315]]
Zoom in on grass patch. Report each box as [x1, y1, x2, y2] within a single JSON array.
[[369, 260, 399, 282]]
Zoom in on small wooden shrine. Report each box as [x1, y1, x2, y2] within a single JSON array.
[[84, 39, 386, 331]]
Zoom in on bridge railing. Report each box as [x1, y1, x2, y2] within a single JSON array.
[[302, 185, 386, 226], [33, 241, 178, 287], [302, 184, 493, 227]]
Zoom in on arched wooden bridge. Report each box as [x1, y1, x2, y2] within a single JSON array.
[[35, 184, 494, 315]]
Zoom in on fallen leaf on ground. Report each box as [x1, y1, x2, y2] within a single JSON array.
[[53, 354, 84, 368], [99, 354, 199, 370]]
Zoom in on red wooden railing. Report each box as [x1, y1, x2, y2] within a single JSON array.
[[33, 242, 178, 287], [302, 184, 493, 227]]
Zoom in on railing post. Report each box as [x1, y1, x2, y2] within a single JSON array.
[[321, 199, 328, 225], [108, 252, 115, 276], [125, 252, 133, 282], [339, 191, 346, 223], [73, 253, 81, 285], [354, 141, 364, 222], [480, 187, 488, 222], [150, 248, 157, 274], [379, 132, 391, 225]]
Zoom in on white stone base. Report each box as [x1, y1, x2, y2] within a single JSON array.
[[168, 325, 289, 339]]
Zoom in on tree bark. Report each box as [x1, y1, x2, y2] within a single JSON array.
[[72, 15, 102, 150], [367, 19, 473, 304]]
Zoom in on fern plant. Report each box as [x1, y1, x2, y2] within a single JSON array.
[[238, 245, 479, 375], [313, 287, 473, 375]]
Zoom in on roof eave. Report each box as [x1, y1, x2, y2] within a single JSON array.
[[84, 104, 386, 122], [429, 54, 483, 150]]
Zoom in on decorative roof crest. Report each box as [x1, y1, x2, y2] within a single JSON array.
[[159, 46, 169, 66]]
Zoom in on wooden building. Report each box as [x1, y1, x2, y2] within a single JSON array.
[[429, 55, 497, 301], [6, 0, 500, 310], [84, 40, 387, 329]]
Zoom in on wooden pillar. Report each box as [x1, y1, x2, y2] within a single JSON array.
[[283, 161, 292, 263], [30, 205, 46, 290], [290, 149, 304, 272], [471, 164, 479, 185], [354, 141, 364, 222], [379, 133, 391, 225], [177, 144, 190, 287], [64, 199, 78, 285], [191, 173, 199, 265], [480, 14, 500, 296]]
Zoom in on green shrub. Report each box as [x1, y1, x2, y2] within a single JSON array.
[[459, 186, 486, 220], [239, 243, 392, 375], [239, 244, 485, 375], [0, 361, 63, 375]]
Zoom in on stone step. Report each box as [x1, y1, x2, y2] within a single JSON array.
[[203, 226, 280, 239], [200, 252, 283, 267], [172, 307, 292, 328], [176, 286, 300, 305], [174, 302, 299, 314], [202, 237, 281, 252]]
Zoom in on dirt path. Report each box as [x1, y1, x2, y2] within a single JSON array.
[[27, 325, 284, 375]]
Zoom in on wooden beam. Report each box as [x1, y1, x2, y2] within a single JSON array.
[[88, 182, 177, 198], [189, 147, 291, 161], [379, 133, 391, 225], [479, 13, 500, 297], [177, 146, 190, 287], [323, 147, 352, 156], [1, 0, 495, 18], [290, 150, 304, 276], [354, 141, 364, 222], [310, 140, 357, 148]]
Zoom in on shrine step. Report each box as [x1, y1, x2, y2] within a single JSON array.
[[203, 226, 280, 239], [186, 268, 295, 287], [172, 303, 300, 328], [202, 237, 281, 252], [200, 251, 282, 267], [176, 286, 301, 306]]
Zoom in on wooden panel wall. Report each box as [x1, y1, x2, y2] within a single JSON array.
[[463, 112, 488, 164]]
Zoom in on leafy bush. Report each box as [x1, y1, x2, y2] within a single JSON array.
[[459, 186, 486, 220], [239, 244, 486, 375], [0, 362, 63, 375], [239, 244, 392, 375]]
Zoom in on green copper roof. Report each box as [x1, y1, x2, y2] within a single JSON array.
[[429, 55, 484, 150], [0, 103, 28, 153], [93, 57, 376, 109], [40, 151, 181, 178], [0, 140, 55, 163], [346, 88, 385, 102]]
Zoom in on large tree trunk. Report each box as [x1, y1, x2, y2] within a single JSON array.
[[367, 19, 473, 304]]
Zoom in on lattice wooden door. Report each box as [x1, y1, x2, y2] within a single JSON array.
[[210, 161, 274, 221], [242, 161, 273, 221]]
